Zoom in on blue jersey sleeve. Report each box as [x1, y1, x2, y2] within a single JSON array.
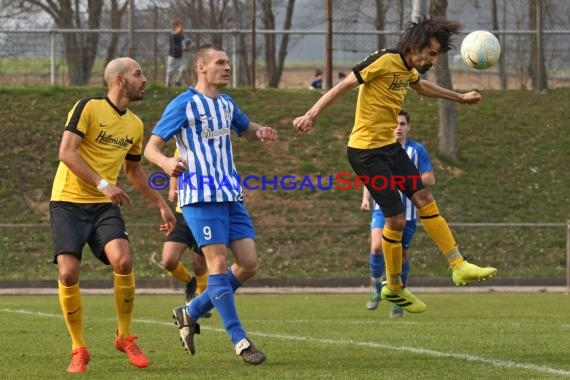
[[224, 95, 250, 135], [416, 143, 433, 174], [151, 95, 190, 142]]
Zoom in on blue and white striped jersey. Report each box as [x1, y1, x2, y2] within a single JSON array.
[[151, 88, 250, 205], [373, 139, 432, 221]]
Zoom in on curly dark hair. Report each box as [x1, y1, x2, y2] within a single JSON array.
[[396, 17, 462, 55]]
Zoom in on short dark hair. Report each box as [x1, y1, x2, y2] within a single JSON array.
[[397, 17, 462, 55], [195, 44, 225, 65], [196, 44, 224, 56], [398, 109, 410, 124], [172, 20, 183, 29]]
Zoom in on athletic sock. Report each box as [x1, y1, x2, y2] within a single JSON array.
[[58, 281, 86, 349], [369, 252, 385, 292], [401, 259, 411, 286], [227, 267, 241, 290], [169, 262, 191, 284], [114, 272, 135, 338], [207, 274, 246, 345], [381, 227, 404, 291], [188, 268, 241, 319], [195, 271, 208, 295], [418, 200, 464, 267]]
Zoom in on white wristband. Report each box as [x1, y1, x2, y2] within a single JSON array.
[[96, 179, 109, 192]]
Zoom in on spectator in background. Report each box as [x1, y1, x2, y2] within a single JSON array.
[[309, 69, 323, 90], [335, 71, 347, 86], [166, 20, 192, 87]]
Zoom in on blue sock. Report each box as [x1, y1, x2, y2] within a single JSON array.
[[401, 259, 410, 286], [370, 253, 385, 291], [207, 273, 246, 345], [227, 267, 241, 290], [187, 268, 242, 320], [187, 291, 211, 321]]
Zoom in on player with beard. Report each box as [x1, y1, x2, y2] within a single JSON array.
[[50, 57, 176, 373], [293, 18, 497, 313]]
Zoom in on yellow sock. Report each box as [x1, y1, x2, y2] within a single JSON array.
[[381, 227, 404, 290], [114, 272, 135, 338], [169, 262, 191, 284], [58, 281, 86, 349], [195, 271, 208, 295], [418, 200, 464, 267]]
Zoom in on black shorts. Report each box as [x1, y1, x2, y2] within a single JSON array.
[[165, 212, 203, 255], [49, 201, 128, 265], [347, 143, 425, 217]]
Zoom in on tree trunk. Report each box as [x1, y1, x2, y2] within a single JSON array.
[[104, 0, 129, 66], [430, 0, 458, 160], [528, 0, 537, 89], [232, 0, 252, 86], [272, 0, 295, 88], [374, 0, 385, 50], [38, 0, 103, 85], [82, 0, 103, 84], [260, 0, 295, 88], [435, 52, 458, 160], [260, 0, 277, 87], [491, 0, 507, 90]]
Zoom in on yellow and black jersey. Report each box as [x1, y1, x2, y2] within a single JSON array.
[[348, 49, 420, 149], [51, 96, 144, 203]]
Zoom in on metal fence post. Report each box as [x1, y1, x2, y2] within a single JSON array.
[[232, 31, 237, 88], [50, 31, 56, 86]]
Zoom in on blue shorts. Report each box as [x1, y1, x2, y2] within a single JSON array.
[[181, 201, 256, 248], [371, 210, 417, 249]]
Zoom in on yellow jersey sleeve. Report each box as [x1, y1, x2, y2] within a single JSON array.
[[348, 50, 419, 149], [65, 98, 94, 137]]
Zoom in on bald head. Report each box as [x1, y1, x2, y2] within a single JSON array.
[[104, 57, 139, 87], [104, 57, 147, 107]]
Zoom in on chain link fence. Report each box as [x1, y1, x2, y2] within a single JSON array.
[[2, 0, 570, 90]]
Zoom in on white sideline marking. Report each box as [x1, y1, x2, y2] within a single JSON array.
[[2, 308, 570, 377]]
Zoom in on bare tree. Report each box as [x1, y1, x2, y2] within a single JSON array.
[[232, 0, 252, 86], [172, 0, 232, 47], [491, 0, 507, 89], [169, 0, 255, 85], [1, 0, 121, 85], [430, 0, 459, 160], [259, 0, 296, 88], [528, 0, 548, 89], [373, 0, 388, 50], [6, 0, 104, 85], [104, 0, 129, 66]]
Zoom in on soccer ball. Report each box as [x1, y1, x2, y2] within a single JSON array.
[[460, 31, 501, 70]]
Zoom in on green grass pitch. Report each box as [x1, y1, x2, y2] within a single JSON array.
[[1, 292, 570, 379]]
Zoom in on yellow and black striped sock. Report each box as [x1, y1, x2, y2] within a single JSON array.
[[58, 281, 86, 349], [114, 272, 135, 338], [195, 271, 208, 295], [169, 262, 191, 284], [418, 200, 464, 267], [381, 227, 404, 291]]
